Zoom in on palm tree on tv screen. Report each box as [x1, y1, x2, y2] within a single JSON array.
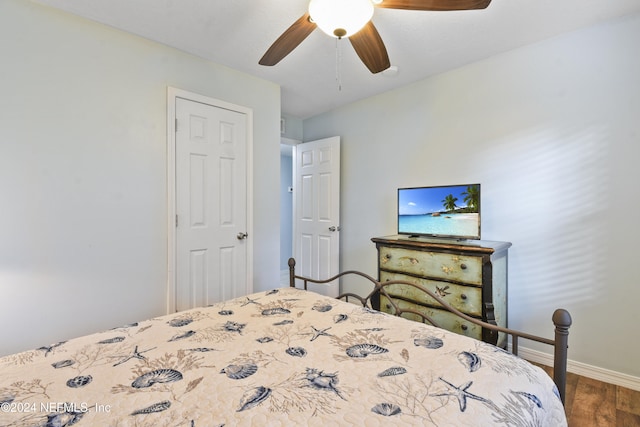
[[442, 194, 458, 212], [462, 185, 479, 212]]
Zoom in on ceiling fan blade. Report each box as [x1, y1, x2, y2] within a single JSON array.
[[259, 13, 317, 66], [349, 21, 390, 74], [376, 0, 491, 11]]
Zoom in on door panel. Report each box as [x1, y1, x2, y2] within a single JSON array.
[[189, 249, 207, 308], [190, 154, 207, 227]]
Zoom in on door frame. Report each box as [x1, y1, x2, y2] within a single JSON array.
[[166, 87, 254, 313], [280, 137, 300, 283]]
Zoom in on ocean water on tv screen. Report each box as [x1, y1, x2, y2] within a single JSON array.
[[399, 213, 479, 238]]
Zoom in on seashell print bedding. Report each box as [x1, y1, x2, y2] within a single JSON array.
[[0, 287, 567, 426]]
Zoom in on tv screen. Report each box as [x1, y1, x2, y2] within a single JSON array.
[[397, 184, 481, 240]]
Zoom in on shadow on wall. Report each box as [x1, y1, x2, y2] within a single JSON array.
[[479, 123, 608, 309]]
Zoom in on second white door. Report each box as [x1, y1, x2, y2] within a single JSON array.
[[293, 136, 340, 297]]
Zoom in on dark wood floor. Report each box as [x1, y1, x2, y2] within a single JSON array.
[[533, 363, 640, 427]]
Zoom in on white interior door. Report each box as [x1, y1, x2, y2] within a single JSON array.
[[174, 96, 249, 311], [293, 136, 340, 297]]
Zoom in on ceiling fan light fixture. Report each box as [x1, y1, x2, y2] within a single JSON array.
[[309, 0, 374, 39]]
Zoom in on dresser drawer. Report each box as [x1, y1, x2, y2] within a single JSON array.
[[380, 295, 482, 340], [379, 246, 483, 285], [380, 271, 482, 317]]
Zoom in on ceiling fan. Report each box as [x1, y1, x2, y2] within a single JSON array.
[[259, 0, 492, 74]]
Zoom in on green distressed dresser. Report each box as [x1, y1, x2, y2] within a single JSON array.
[[372, 236, 512, 347]]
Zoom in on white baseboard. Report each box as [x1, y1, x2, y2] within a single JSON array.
[[518, 345, 640, 392]]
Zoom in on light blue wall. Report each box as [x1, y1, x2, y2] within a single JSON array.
[[0, 0, 281, 356], [304, 13, 640, 378], [280, 114, 304, 141]]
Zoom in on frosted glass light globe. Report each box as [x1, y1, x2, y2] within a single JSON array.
[[309, 0, 374, 38]]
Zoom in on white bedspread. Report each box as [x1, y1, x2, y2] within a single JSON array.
[[0, 287, 567, 426]]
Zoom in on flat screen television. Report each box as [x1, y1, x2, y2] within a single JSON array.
[[397, 184, 481, 240]]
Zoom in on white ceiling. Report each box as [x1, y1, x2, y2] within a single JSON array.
[[35, 0, 640, 119]]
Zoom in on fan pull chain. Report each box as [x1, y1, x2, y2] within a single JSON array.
[[335, 38, 342, 92]]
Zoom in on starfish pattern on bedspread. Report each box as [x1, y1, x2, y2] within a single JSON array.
[[112, 345, 156, 367], [434, 377, 490, 412], [309, 326, 332, 341]]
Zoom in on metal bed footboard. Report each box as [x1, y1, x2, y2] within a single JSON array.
[[287, 257, 572, 404]]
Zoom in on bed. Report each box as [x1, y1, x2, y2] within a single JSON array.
[[0, 258, 571, 427]]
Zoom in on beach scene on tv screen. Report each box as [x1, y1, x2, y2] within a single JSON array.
[[398, 185, 480, 238]]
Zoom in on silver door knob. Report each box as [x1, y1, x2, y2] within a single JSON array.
[[328, 226, 341, 232], [237, 232, 248, 240]]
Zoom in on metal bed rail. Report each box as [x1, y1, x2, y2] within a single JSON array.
[[288, 257, 572, 404]]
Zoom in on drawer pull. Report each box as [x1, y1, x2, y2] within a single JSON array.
[[460, 263, 467, 270], [461, 324, 468, 331], [460, 294, 467, 300]]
